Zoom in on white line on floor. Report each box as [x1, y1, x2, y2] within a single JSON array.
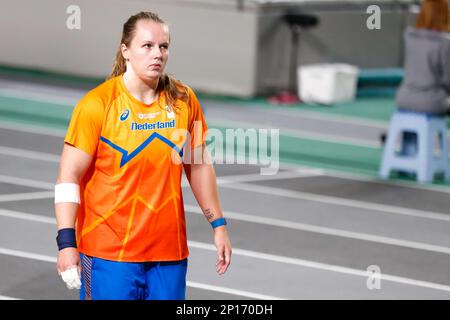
[[188, 241, 450, 293], [267, 108, 389, 129], [0, 175, 54, 190], [0, 191, 54, 202], [321, 168, 450, 194], [0, 247, 56, 263], [0, 209, 55, 224], [208, 118, 380, 149], [184, 205, 450, 255], [0, 121, 66, 137], [182, 169, 319, 187], [216, 168, 323, 184], [186, 282, 284, 300], [202, 98, 389, 129], [0, 295, 21, 300], [215, 182, 450, 223], [0, 146, 60, 162]]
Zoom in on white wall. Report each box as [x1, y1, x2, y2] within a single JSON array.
[[0, 0, 417, 97], [0, 0, 259, 96]]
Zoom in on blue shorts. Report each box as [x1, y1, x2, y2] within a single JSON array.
[[79, 253, 188, 300]]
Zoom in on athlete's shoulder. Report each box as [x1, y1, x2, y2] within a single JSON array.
[[72, 77, 122, 120], [82, 76, 122, 106]]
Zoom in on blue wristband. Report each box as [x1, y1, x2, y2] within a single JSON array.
[[211, 218, 227, 229], [56, 228, 77, 251]]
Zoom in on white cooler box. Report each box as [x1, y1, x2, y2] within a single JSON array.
[[298, 63, 359, 105]]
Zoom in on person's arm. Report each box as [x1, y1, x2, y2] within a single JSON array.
[[55, 143, 93, 277], [441, 36, 450, 93], [183, 147, 232, 275]]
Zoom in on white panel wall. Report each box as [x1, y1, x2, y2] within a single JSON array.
[[0, 0, 418, 96], [0, 0, 259, 96]]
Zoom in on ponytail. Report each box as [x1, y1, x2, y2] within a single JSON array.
[[157, 74, 189, 110], [109, 46, 127, 79]]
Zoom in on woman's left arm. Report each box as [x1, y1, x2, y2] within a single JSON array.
[[184, 159, 232, 275]]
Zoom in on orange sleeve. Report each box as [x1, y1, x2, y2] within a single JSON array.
[[187, 86, 208, 150], [64, 93, 105, 156]]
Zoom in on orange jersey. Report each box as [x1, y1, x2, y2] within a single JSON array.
[[64, 75, 208, 262]]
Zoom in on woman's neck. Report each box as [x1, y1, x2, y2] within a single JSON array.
[[122, 69, 159, 105]]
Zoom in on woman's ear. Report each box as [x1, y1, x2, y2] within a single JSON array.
[[121, 44, 130, 61]]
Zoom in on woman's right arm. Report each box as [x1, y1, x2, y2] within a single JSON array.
[[55, 143, 93, 276], [441, 37, 450, 94]]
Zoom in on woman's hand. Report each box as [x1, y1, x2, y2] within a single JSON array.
[[56, 247, 81, 289], [214, 227, 232, 275]]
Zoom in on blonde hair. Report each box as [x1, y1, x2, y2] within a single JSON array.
[[109, 11, 188, 108], [416, 0, 450, 32]]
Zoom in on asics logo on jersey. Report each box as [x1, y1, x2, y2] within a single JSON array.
[[120, 109, 130, 121]]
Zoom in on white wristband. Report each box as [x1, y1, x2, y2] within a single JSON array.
[[55, 183, 80, 204]]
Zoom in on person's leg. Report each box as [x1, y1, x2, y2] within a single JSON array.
[[80, 254, 145, 300], [144, 258, 188, 300]]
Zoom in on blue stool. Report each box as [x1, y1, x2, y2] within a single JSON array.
[[379, 109, 450, 183]]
